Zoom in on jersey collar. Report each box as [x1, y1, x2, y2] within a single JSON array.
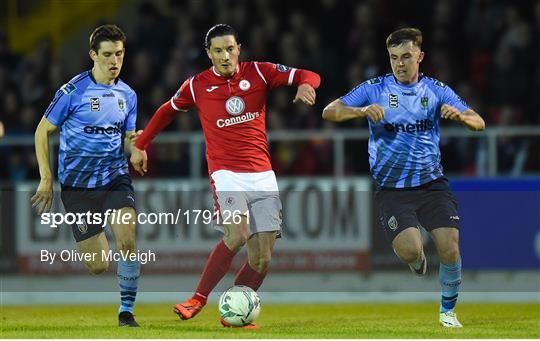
[[211, 64, 240, 79], [88, 69, 119, 86], [392, 72, 424, 88]]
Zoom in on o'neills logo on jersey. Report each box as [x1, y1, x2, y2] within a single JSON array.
[[384, 119, 434, 133], [217, 111, 260, 128]]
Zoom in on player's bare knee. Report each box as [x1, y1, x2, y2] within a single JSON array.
[[224, 223, 250, 251], [234, 234, 249, 249], [394, 245, 422, 264], [86, 260, 109, 274], [224, 234, 248, 252]]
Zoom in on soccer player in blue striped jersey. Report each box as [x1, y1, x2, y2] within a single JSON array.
[[323, 28, 485, 328], [31, 25, 141, 327]]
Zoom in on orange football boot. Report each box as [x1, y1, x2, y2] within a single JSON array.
[[173, 298, 204, 320]]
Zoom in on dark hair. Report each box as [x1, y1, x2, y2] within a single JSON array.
[[204, 24, 238, 48], [386, 27, 422, 48], [89, 24, 126, 52]]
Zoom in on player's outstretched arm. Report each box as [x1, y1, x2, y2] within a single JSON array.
[[441, 104, 485, 131], [132, 101, 180, 175], [323, 99, 385, 123], [31, 117, 58, 214]]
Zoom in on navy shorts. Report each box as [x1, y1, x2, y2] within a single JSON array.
[[374, 177, 460, 241], [60, 175, 136, 242]]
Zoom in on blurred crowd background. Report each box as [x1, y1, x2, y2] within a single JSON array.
[[1, 0, 538, 181]]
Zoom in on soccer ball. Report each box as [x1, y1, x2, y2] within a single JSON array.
[[218, 285, 261, 326]]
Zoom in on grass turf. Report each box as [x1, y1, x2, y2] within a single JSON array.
[[1, 303, 538, 338]]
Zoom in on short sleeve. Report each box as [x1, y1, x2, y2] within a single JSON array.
[[440, 84, 470, 112], [44, 88, 72, 126], [124, 91, 137, 131], [340, 82, 370, 107]]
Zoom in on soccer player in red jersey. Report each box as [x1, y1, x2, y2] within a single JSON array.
[[131, 24, 320, 326]]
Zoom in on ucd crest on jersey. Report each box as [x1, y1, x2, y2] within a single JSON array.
[[421, 96, 429, 109]]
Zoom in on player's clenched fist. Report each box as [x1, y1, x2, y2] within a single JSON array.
[[130, 146, 148, 176], [441, 104, 463, 122], [293, 84, 316, 105], [359, 104, 385, 122]]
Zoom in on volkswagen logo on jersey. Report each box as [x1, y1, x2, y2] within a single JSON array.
[[225, 96, 245, 116], [239, 79, 251, 91]]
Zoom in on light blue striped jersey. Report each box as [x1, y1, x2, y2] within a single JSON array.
[[44, 71, 137, 188], [341, 74, 469, 188]]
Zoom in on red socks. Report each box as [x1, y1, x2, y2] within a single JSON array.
[[191, 240, 269, 304], [192, 240, 236, 305], [234, 261, 267, 291]]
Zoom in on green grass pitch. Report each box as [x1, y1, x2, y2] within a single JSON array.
[[1, 303, 538, 338]]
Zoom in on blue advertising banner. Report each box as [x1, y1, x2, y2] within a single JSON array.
[[451, 178, 540, 269]]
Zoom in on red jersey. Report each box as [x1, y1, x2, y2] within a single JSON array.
[[135, 61, 320, 174]]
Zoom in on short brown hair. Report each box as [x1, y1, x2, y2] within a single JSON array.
[[89, 24, 126, 52], [386, 27, 422, 48]]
